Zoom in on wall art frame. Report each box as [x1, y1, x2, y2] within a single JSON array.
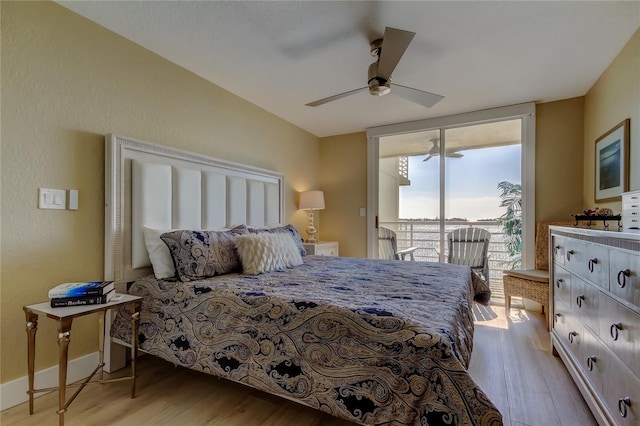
[[595, 118, 630, 203]]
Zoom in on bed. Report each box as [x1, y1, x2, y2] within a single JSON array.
[[104, 135, 502, 425]]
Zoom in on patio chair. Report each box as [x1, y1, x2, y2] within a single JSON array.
[[447, 227, 491, 286], [378, 227, 418, 261]]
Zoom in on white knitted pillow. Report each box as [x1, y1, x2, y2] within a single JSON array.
[[235, 233, 303, 275]]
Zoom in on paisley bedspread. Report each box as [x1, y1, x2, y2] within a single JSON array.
[[111, 256, 501, 425]]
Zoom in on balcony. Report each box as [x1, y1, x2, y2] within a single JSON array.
[[380, 220, 516, 304]]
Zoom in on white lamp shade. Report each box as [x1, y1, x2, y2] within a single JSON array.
[[299, 190, 325, 210]]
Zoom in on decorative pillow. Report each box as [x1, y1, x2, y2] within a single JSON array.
[[142, 226, 176, 279], [248, 224, 307, 256], [160, 225, 249, 281], [235, 233, 303, 275]]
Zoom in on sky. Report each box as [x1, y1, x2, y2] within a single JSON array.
[[399, 144, 521, 220]]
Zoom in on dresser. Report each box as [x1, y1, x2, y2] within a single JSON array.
[[550, 226, 640, 425], [303, 241, 339, 256]]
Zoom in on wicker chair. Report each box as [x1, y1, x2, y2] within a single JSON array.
[[379, 227, 418, 260], [503, 221, 566, 330]]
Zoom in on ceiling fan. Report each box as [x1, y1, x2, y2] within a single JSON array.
[[423, 138, 463, 162], [305, 27, 444, 108]]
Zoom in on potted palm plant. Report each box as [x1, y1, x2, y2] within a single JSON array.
[[497, 181, 522, 269]]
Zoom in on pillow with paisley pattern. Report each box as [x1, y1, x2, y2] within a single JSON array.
[[160, 225, 249, 281]]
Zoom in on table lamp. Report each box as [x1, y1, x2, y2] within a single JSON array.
[[298, 190, 325, 243]]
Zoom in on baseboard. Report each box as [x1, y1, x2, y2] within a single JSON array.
[[0, 351, 99, 411]]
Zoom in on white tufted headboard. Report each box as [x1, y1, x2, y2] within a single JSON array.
[[104, 134, 284, 282]]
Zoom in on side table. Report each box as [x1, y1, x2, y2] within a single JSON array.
[[23, 294, 142, 426], [303, 241, 339, 256]]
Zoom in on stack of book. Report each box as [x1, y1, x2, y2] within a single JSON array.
[[48, 281, 116, 308]]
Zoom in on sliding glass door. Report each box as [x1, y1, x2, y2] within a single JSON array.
[[373, 105, 533, 302]]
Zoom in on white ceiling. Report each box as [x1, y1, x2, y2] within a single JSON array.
[[57, 1, 639, 138]]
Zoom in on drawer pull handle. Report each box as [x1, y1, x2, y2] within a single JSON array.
[[588, 258, 598, 273], [554, 313, 562, 323], [586, 355, 596, 371], [568, 331, 578, 343], [618, 397, 631, 418], [566, 250, 575, 261], [610, 322, 623, 341], [554, 245, 561, 255], [576, 294, 585, 308], [556, 278, 564, 289], [617, 269, 631, 288]]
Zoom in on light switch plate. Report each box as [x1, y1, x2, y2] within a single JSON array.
[[39, 188, 66, 210]]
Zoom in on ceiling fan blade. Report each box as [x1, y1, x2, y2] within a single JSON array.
[[377, 27, 415, 80], [447, 151, 464, 158], [422, 154, 434, 162], [305, 87, 368, 107], [392, 84, 444, 108]]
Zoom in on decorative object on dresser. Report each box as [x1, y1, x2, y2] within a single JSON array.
[[594, 118, 630, 203], [298, 190, 325, 243], [302, 240, 339, 256], [550, 226, 640, 425], [572, 207, 622, 229], [622, 190, 640, 230]]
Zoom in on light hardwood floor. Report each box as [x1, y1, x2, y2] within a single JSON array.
[[2, 306, 595, 426]]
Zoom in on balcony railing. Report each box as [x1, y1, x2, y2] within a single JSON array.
[[380, 220, 515, 302]]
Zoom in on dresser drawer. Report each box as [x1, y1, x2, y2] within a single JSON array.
[[584, 244, 609, 289], [600, 344, 640, 426], [609, 249, 640, 309], [579, 325, 604, 395], [622, 191, 640, 210], [316, 246, 338, 256], [571, 276, 600, 335], [623, 190, 640, 231], [552, 235, 567, 267], [564, 238, 587, 276], [553, 303, 582, 363], [303, 241, 339, 256], [553, 266, 572, 308], [599, 293, 640, 376], [622, 215, 640, 230]]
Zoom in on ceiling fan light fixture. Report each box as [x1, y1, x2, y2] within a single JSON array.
[[369, 80, 391, 96], [305, 26, 444, 107]]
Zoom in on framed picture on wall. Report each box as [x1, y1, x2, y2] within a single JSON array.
[[595, 119, 630, 203]]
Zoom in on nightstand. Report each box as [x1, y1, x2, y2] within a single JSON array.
[[303, 241, 339, 256], [23, 294, 142, 426]]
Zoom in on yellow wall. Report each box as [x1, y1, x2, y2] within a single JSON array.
[[1, 1, 318, 382], [535, 97, 585, 221], [318, 132, 368, 258], [584, 28, 640, 210]]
